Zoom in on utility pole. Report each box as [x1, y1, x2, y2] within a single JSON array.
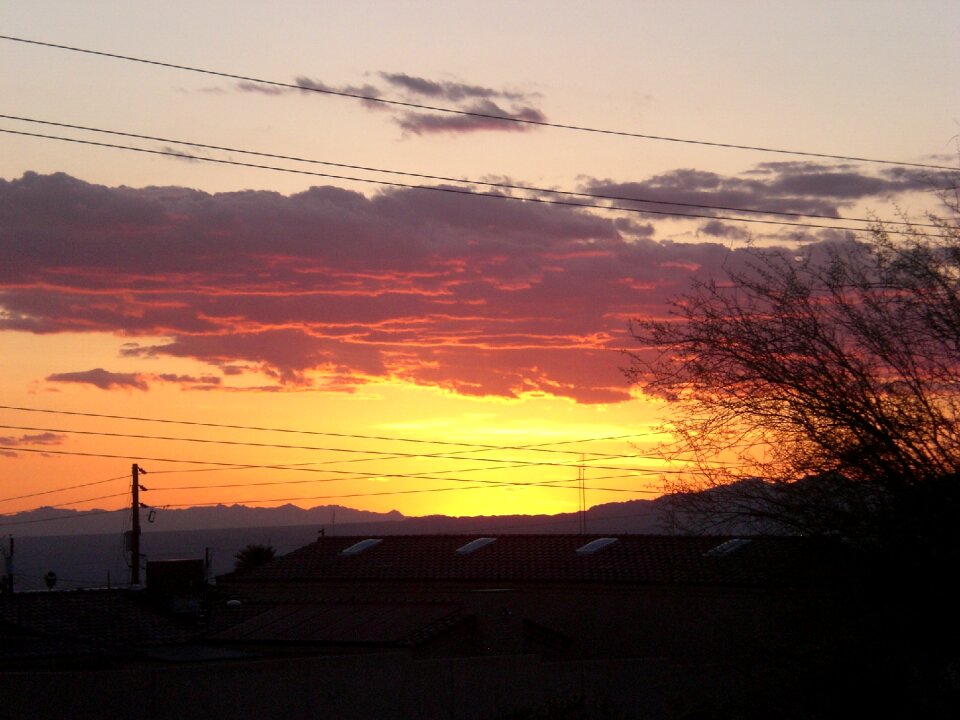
[[578, 454, 587, 535], [131, 463, 146, 586]]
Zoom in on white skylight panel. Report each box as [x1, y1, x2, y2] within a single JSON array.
[[340, 538, 383, 556], [575, 537, 619, 556], [704, 538, 752, 557], [455, 537, 497, 555]]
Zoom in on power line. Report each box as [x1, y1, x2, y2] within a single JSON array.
[[148, 481, 661, 510], [0, 445, 684, 483], [34, 491, 130, 510], [7, 465, 660, 518], [0, 423, 660, 473], [137, 450, 719, 480], [0, 446, 679, 523], [0, 425, 656, 482], [5, 128, 947, 238], [1, 35, 954, 172], [0, 474, 127, 504], [0, 404, 643, 457], [0, 408, 757, 480], [144, 473, 630, 494], [6, 467, 659, 518], [143, 450, 697, 483], [1, 115, 944, 230], [149, 480, 652, 501]]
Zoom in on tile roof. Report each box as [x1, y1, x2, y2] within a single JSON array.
[[210, 600, 464, 647], [225, 534, 846, 587]]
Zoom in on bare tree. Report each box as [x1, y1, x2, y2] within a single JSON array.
[[627, 186, 960, 547]]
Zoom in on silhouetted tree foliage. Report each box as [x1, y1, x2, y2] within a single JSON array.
[[233, 543, 276, 573], [627, 181, 960, 550], [629, 183, 960, 715]]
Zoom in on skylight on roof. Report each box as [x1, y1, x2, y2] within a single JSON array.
[[340, 539, 382, 556], [575, 537, 619, 556], [704, 538, 752, 557], [455, 537, 496, 555]]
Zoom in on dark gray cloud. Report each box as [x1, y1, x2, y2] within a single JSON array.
[[234, 71, 545, 136], [744, 161, 859, 175], [379, 74, 544, 134], [292, 77, 383, 100], [235, 82, 288, 96], [46, 368, 148, 391], [43, 367, 223, 392], [236, 78, 383, 100], [0, 432, 66, 447], [583, 162, 942, 222], [698, 220, 750, 239], [379, 72, 529, 103], [0, 431, 65, 457], [159, 146, 209, 162], [613, 217, 656, 238], [156, 373, 222, 385], [396, 100, 546, 135]]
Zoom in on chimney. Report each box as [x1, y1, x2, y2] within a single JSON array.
[[145, 558, 206, 613]]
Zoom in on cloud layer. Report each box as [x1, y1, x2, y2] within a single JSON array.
[[0, 166, 938, 403]]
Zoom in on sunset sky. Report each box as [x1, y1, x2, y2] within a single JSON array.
[[1, 1, 958, 525]]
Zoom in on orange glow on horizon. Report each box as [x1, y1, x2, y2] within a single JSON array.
[[0, 342, 674, 523]]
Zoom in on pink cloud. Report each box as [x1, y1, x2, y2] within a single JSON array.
[[0, 168, 929, 403]]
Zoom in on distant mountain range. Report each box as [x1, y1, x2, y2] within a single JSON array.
[[0, 497, 672, 538], [0, 503, 403, 538]]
